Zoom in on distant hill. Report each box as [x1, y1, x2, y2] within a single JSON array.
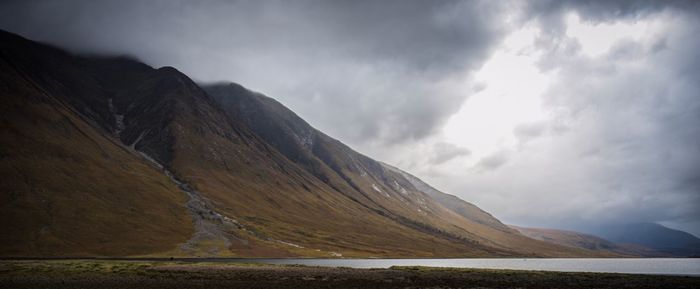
[[511, 226, 668, 257], [586, 223, 700, 257]]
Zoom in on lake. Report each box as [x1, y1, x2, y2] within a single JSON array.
[[223, 258, 700, 276]]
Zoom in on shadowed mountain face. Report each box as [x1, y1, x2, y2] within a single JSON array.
[[511, 223, 700, 257], [586, 223, 700, 257], [510, 226, 669, 257], [0, 31, 193, 256], [1, 29, 598, 257]]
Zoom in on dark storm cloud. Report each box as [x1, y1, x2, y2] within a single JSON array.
[[526, 0, 695, 20], [308, 0, 502, 73], [0, 0, 508, 146], [522, 0, 700, 42]]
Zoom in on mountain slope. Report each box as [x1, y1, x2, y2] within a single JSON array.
[[383, 163, 513, 233], [205, 83, 596, 257], [0, 29, 603, 257], [0, 30, 513, 257], [0, 30, 193, 256]]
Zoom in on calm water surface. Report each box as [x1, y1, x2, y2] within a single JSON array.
[[226, 258, 700, 276]]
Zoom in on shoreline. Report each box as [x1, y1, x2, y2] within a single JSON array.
[[1, 259, 698, 289], [2, 256, 698, 260], [1, 257, 698, 276]]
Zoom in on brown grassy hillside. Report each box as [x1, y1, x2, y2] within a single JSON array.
[[1, 29, 604, 257], [0, 31, 193, 257], [205, 83, 598, 257]]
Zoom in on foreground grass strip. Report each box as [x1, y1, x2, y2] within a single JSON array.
[[0, 260, 698, 289]]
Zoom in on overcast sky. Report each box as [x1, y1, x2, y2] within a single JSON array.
[[2, 0, 698, 236]]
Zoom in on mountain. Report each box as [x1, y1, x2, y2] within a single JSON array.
[[0, 31, 193, 256], [586, 223, 700, 257], [511, 226, 665, 257], [1, 29, 594, 257], [205, 83, 596, 257], [383, 163, 514, 233]]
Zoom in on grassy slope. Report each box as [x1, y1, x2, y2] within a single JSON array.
[[0, 30, 603, 257], [0, 31, 509, 258], [384, 163, 513, 233], [0, 41, 193, 256], [205, 83, 596, 257], [155, 70, 509, 257]]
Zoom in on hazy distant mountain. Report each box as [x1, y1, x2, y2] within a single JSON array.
[[1, 29, 598, 257], [586, 223, 700, 257], [511, 226, 668, 257], [512, 223, 700, 257]]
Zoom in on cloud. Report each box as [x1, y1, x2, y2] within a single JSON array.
[[0, 0, 510, 146], [474, 151, 509, 171], [523, 0, 699, 38], [528, 0, 699, 19], [514, 121, 547, 142], [387, 2, 700, 236], [430, 142, 471, 165], [448, 5, 700, 235], [526, 0, 672, 20]]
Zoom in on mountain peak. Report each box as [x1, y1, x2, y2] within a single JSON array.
[[1, 29, 600, 258]]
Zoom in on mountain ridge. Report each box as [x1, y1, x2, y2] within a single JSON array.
[[1, 29, 607, 257], [205, 82, 598, 257], [585, 222, 700, 257], [511, 226, 659, 257]]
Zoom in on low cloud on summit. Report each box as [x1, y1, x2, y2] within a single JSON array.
[[2, 0, 698, 235]]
